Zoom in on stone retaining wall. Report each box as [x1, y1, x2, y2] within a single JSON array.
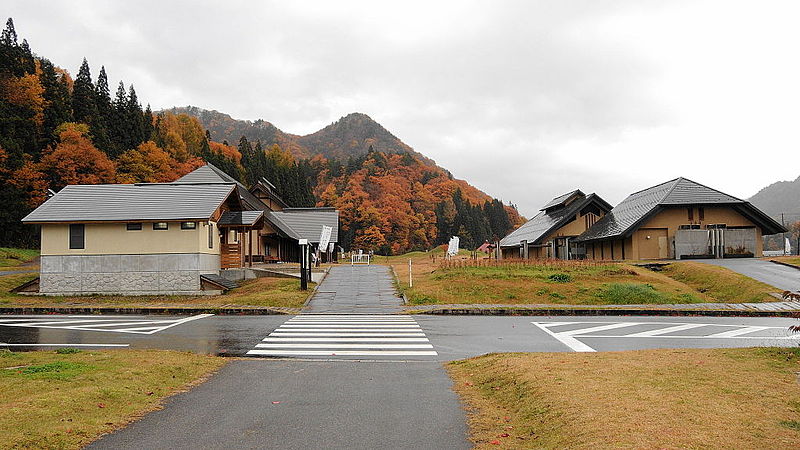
[[39, 253, 220, 295]]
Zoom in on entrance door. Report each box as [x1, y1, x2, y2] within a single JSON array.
[[637, 228, 669, 259]]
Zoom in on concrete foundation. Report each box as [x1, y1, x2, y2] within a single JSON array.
[[39, 253, 220, 295]]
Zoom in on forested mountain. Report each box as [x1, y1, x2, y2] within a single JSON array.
[[174, 106, 523, 252], [748, 175, 800, 219], [0, 18, 520, 253]]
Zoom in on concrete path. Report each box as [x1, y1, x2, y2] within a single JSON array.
[[88, 360, 469, 450], [305, 265, 403, 314], [697, 258, 800, 292]]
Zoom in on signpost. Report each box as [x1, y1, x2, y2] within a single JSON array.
[[446, 236, 460, 258], [299, 238, 309, 290], [318, 225, 332, 266]]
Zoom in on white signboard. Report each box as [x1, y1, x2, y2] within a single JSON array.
[[786, 237, 793, 255], [447, 236, 460, 256], [319, 225, 333, 251]]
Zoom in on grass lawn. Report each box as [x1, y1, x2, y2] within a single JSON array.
[[771, 256, 800, 267], [388, 250, 780, 306], [0, 273, 312, 309], [0, 349, 225, 448], [448, 348, 800, 448], [662, 261, 779, 302], [0, 247, 39, 268]]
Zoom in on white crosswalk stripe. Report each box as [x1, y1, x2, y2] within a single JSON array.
[[247, 315, 438, 358], [0, 314, 213, 334]]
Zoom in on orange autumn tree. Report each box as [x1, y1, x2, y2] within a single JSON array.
[[38, 123, 116, 190], [117, 141, 180, 183]]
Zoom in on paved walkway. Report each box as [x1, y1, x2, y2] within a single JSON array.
[[305, 265, 403, 314]]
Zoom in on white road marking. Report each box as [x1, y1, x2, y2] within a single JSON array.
[[247, 315, 438, 358], [247, 350, 438, 356], [0, 314, 213, 335], [533, 321, 799, 352], [624, 323, 707, 337], [261, 337, 429, 342], [0, 343, 130, 347], [269, 332, 427, 337], [255, 343, 434, 349]]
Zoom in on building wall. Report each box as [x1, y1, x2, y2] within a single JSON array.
[[38, 221, 221, 295], [584, 205, 763, 260], [41, 221, 219, 256]]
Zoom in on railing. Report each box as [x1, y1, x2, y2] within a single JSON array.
[[221, 243, 242, 269], [351, 254, 371, 265]]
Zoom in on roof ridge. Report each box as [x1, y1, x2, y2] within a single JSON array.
[[626, 177, 681, 198], [662, 177, 744, 203]]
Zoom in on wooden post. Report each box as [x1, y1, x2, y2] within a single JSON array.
[[408, 259, 413, 288], [248, 229, 253, 267]]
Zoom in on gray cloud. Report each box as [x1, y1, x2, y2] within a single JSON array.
[[7, 0, 800, 216]]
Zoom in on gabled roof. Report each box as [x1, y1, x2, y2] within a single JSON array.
[[217, 210, 264, 227], [251, 179, 288, 209], [22, 183, 237, 223], [175, 163, 238, 184], [268, 208, 339, 244], [576, 177, 786, 242], [500, 191, 611, 248], [174, 164, 341, 243], [540, 189, 584, 211]]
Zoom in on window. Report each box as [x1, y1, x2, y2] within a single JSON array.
[[69, 224, 84, 249], [698, 207, 705, 221], [126, 223, 142, 231], [687, 207, 694, 221], [208, 223, 214, 249], [153, 222, 169, 230], [181, 221, 197, 230], [678, 224, 701, 230]]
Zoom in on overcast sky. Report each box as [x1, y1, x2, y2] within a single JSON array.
[[6, 1, 800, 216]]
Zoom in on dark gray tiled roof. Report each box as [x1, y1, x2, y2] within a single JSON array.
[[217, 210, 264, 226], [576, 177, 782, 241], [175, 164, 237, 184], [269, 209, 339, 244], [22, 183, 236, 223], [540, 189, 584, 211], [500, 192, 610, 247]]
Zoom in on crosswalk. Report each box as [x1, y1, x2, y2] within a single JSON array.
[[532, 320, 800, 352], [0, 314, 213, 334], [246, 315, 438, 358]]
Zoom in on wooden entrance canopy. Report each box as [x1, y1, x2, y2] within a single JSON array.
[[217, 211, 265, 269]]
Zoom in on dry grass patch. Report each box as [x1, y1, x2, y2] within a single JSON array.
[[0, 273, 310, 309], [448, 348, 800, 448], [661, 261, 779, 302], [390, 255, 707, 305], [0, 349, 225, 449]]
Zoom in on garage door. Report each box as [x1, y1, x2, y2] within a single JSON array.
[[637, 228, 668, 259]]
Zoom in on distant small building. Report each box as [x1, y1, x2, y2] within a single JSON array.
[[574, 177, 786, 260], [499, 190, 612, 260], [476, 241, 495, 254]]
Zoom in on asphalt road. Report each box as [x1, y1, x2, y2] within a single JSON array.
[[3, 313, 800, 449], [697, 258, 800, 292], [88, 359, 469, 450]]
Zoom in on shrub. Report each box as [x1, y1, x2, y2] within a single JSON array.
[[547, 273, 572, 283]]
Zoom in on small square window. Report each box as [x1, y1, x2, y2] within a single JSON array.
[[153, 222, 169, 230], [126, 223, 142, 231], [181, 221, 197, 230]]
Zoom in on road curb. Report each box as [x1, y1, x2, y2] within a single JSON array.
[[0, 306, 297, 316], [769, 259, 800, 271], [389, 265, 409, 305], [409, 307, 800, 318]]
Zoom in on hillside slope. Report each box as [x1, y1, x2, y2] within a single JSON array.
[[748, 175, 800, 218]]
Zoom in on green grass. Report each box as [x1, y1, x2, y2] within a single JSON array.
[[0, 247, 39, 268], [0, 349, 226, 448], [597, 282, 701, 304]]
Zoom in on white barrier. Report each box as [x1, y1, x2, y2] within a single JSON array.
[[351, 254, 371, 265]]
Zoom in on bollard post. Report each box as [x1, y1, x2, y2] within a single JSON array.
[[299, 239, 308, 291], [408, 258, 413, 288]]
